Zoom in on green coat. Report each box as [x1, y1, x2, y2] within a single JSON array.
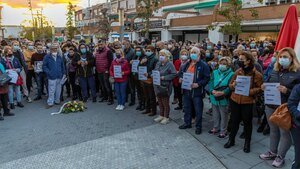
[[209, 68, 234, 106]]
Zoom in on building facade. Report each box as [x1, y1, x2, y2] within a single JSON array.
[[75, 0, 300, 43]]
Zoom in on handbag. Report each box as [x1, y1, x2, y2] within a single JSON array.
[[212, 72, 231, 101], [16, 75, 23, 86], [0, 73, 12, 86], [269, 103, 292, 131]]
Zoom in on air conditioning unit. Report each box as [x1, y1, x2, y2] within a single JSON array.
[[162, 19, 170, 27]]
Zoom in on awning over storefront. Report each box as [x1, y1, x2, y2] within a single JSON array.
[[163, 3, 197, 12], [108, 14, 118, 19], [162, 0, 229, 12], [194, 0, 229, 10]]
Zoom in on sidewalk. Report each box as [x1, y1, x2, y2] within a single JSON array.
[[169, 98, 294, 169]]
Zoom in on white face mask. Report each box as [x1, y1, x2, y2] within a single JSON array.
[[181, 55, 188, 61], [52, 52, 57, 56]]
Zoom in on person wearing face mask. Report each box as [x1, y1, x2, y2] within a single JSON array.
[[31, 43, 47, 100], [259, 45, 274, 71], [109, 49, 130, 111], [23, 42, 35, 102], [42, 43, 65, 108], [167, 42, 179, 61], [95, 40, 114, 105], [172, 49, 189, 110], [153, 49, 176, 125], [259, 47, 300, 168], [224, 51, 263, 153], [250, 41, 257, 49], [208, 57, 234, 138], [73, 44, 97, 103], [132, 46, 145, 111], [178, 47, 210, 135], [205, 50, 213, 62], [208, 49, 220, 71], [139, 45, 158, 116], [1, 46, 24, 109]]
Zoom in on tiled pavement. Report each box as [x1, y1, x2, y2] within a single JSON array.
[[0, 96, 295, 169]]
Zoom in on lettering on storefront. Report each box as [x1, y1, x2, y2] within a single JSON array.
[[134, 20, 162, 31]]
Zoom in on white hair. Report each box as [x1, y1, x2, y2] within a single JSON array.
[[191, 46, 200, 54]]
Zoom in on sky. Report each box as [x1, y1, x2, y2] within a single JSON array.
[[0, 0, 106, 27]]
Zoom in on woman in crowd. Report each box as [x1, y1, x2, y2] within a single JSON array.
[[153, 49, 176, 124], [74, 44, 97, 103], [224, 51, 263, 153], [109, 49, 130, 111], [23, 42, 36, 100], [287, 84, 300, 169], [259, 45, 274, 71], [68, 47, 82, 101], [208, 57, 234, 138], [140, 45, 158, 116], [1, 46, 24, 109], [0, 61, 14, 120], [260, 47, 300, 168], [178, 47, 210, 135], [133, 46, 145, 111]]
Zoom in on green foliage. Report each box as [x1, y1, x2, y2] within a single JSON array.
[[66, 2, 78, 39], [20, 16, 53, 41]]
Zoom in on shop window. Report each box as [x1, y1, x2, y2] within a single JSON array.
[[279, 0, 292, 4], [265, 0, 277, 5]]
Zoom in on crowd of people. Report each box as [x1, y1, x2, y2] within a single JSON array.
[[0, 37, 299, 169]]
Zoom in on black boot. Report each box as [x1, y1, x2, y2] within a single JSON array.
[[139, 103, 145, 111], [107, 99, 114, 105], [10, 104, 15, 109], [263, 125, 270, 135], [243, 140, 251, 153], [136, 104, 141, 110], [224, 139, 235, 148], [17, 102, 24, 108]]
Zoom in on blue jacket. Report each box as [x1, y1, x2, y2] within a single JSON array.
[[42, 53, 65, 80], [1, 56, 22, 73], [288, 83, 300, 127], [179, 60, 210, 97]]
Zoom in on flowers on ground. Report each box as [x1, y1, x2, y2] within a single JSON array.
[[62, 101, 85, 114]]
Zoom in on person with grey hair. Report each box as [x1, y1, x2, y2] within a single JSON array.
[[153, 49, 176, 125], [42, 43, 65, 108], [178, 46, 210, 135]]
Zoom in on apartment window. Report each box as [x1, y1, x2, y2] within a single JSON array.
[[265, 0, 277, 5]]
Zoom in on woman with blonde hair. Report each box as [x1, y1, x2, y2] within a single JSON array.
[[153, 49, 176, 124], [260, 47, 300, 168], [109, 49, 130, 111]]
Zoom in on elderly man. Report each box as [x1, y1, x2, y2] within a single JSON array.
[[42, 43, 65, 108]]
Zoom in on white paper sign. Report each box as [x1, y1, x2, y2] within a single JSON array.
[[152, 70, 161, 85], [181, 72, 194, 90], [264, 83, 281, 105], [138, 66, 147, 80], [113, 65, 122, 78], [34, 61, 43, 73], [131, 60, 139, 73], [234, 75, 251, 96], [6, 70, 18, 84]]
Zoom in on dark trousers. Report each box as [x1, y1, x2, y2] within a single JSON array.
[[94, 72, 100, 93], [291, 125, 300, 169], [173, 85, 182, 108], [26, 69, 36, 94], [35, 72, 47, 97], [229, 100, 253, 141], [126, 74, 136, 103], [157, 96, 170, 118], [61, 80, 71, 99], [143, 82, 156, 114], [69, 72, 81, 98], [79, 76, 97, 99], [183, 92, 204, 129], [134, 75, 144, 105], [0, 93, 9, 115], [98, 73, 113, 100]]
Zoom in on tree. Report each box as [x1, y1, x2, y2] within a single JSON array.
[[20, 15, 53, 41], [137, 0, 161, 39], [95, 8, 111, 40], [66, 2, 77, 39], [209, 0, 262, 37]]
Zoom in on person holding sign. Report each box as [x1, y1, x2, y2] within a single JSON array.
[[178, 47, 210, 135], [208, 57, 234, 138], [224, 51, 263, 153], [260, 47, 300, 168], [287, 84, 300, 169], [132, 46, 145, 111], [109, 49, 130, 111], [139, 46, 158, 116], [153, 49, 176, 125]]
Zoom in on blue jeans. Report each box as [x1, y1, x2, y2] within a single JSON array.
[[79, 76, 96, 99], [183, 92, 204, 129], [291, 124, 300, 169], [8, 84, 21, 103], [115, 81, 127, 106], [35, 72, 47, 97]]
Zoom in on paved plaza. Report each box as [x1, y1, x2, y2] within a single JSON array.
[[0, 97, 295, 169]]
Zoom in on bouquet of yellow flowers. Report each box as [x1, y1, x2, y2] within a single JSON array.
[[62, 101, 85, 114]]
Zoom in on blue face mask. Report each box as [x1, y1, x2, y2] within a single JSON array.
[[81, 48, 87, 54], [271, 57, 276, 64], [250, 43, 256, 48], [145, 51, 153, 57], [190, 53, 198, 61], [207, 45, 212, 50], [218, 55, 222, 60], [205, 53, 211, 58], [279, 58, 291, 69], [218, 64, 227, 72], [28, 46, 34, 50], [13, 46, 19, 51], [136, 51, 142, 57]]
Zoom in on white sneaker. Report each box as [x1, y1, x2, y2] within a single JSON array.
[[154, 116, 164, 122], [160, 118, 170, 125], [116, 105, 121, 110], [119, 105, 125, 111]]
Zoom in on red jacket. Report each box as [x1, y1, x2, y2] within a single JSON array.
[[172, 59, 181, 87], [259, 53, 273, 71], [109, 58, 130, 83]]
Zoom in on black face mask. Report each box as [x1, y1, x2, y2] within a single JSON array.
[[238, 60, 245, 68], [263, 49, 270, 55], [98, 47, 103, 52]]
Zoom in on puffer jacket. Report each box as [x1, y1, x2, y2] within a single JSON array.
[[229, 68, 263, 104]]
